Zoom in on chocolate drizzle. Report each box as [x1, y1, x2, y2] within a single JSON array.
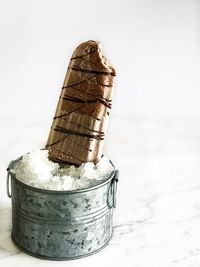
[[70, 67, 116, 76], [54, 126, 105, 140]]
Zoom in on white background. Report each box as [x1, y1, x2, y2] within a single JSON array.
[[0, 0, 200, 122], [1, 2, 200, 266]]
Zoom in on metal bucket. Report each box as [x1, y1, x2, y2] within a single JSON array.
[[6, 156, 118, 260]]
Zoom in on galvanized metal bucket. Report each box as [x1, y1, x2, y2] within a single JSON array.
[[7, 156, 118, 260]]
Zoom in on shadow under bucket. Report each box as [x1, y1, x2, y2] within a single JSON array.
[[7, 156, 119, 260]]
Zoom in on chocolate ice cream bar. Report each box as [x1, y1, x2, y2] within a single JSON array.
[[46, 40, 116, 165]]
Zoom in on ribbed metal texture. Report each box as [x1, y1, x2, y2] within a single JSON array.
[[7, 158, 118, 260]]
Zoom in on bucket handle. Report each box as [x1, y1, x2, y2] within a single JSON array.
[[107, 170, 119, 209], [6, 158, 18, 198], [6, 161, 14, 198], [6, 157, 22, 198]]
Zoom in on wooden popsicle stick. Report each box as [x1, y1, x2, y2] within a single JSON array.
[[46, 40, 116, 165]]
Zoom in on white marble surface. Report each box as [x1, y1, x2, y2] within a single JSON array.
[[1, 115, 200, 266]]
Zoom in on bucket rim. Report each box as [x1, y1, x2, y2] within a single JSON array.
[[8, 155, 117, 194]]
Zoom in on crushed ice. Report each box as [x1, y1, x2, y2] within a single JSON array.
[[11, 150, 114, 191]]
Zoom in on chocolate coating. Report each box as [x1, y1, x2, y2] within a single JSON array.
[[46, 40, 116, 165]]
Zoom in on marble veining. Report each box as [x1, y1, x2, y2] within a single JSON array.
[[1, 115, 200, 266]]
